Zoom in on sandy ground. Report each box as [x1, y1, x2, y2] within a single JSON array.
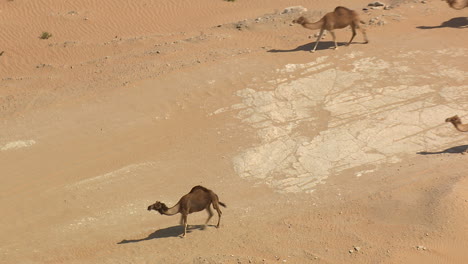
[[1, 0, 467, 263]]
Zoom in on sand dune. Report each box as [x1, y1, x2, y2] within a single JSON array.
[[0, 0, 467, 263]]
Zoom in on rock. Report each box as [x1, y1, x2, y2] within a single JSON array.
[[235, 22, 247, 30], [369, 17, 387, 26], [349, 249, 354, 253], [368, 1, 386, 6], [281, 6, 307, 14], [354, 246, 361, 252], [384, 5, 392, 10], [416, 245, 427, 251], [377, 20, 387, 26]]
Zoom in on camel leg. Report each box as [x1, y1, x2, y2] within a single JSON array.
[[181, 214, 188, 238], [346, 26, 357, 46], [213, 203, 223, 228], [311, 29, 325, 53], [205, 206, 214, 226], [360, 27, 369, 44], [329, 30, 338, 50]]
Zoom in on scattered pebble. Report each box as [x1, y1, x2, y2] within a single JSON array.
[[416, 245, 427, 251], [281, 6, 307, 14], [368, 1, 386, 7], [354, 246, 361, 252]]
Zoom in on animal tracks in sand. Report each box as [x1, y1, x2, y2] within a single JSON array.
[[213, 49, 468, 193]]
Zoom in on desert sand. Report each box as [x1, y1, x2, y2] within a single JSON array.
[[0, 0, 467, 263]]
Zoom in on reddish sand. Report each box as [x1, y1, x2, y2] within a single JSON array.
[[0, 0, 467, 263]]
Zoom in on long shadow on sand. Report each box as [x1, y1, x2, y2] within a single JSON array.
[[117, 225, 212, 243], [417, 145, 468, 155], [268, 41, 354, 53], [417, 17, 468, 29]]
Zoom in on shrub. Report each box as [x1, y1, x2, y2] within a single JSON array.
[[40, 32, 52, 39]]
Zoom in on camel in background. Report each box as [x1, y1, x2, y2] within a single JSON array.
[[292, 6, 368, 53]]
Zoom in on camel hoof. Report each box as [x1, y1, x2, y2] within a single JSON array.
[[364, 41, 369, 44], [310, 50, 316, 53]]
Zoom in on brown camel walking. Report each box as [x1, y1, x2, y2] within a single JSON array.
[[147, 185, 226, 237], [446, 115, 468, 132], [445, 115, 468, 154], [292, 6, 368, 53]]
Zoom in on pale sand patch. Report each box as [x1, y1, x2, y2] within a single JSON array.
[[1, 140, 36, 151], [215, 50, 468, 193], [67, 162, 157, 189]]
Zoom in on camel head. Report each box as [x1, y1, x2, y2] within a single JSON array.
[[445, 115, 461, 124], [444, 0, 467, 9], [292, 16, 307, 25], [147, 201, 168, 214]]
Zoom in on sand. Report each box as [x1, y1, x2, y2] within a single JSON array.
[[0, 0, 467, 263]]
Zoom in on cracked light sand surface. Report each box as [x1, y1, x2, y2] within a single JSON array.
[[214, 49, 468, 193]]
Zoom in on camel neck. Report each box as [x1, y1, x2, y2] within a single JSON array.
[[454, 123, 468, 132], [302, 20, 324, 30], [163, 203, 180, 215]]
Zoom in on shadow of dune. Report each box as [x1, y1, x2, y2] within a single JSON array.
[[268, 41, 357, 53], [417, 145, 468, 155], [117, 225, 211, 244], [417, 17, 468, 29]]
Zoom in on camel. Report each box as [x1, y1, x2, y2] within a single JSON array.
[[444, 0, 467, 9], [445, 115, 468, 154], [147, 185, 226, 237], [292, 6, 368, 53], [445, 115, 468, 132]]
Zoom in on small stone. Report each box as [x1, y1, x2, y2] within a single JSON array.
[[349, 249, 354, 253], [354, 246, 361, 252], [416, 245, 427, 251], [368, 1, 385, 7], [281, 6, 307, 14]]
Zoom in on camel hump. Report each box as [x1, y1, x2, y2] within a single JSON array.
[[189, 185, 210, 193], [334, 6, 352, 12]]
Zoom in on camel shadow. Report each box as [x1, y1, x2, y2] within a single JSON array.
[[268, 41, 360, 53], [416, 145, 468, 155], [417, 17, 468, 29], [117, 224, 212, 244]]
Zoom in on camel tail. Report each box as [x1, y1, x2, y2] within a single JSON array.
[[219, 202, 227, 208]]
